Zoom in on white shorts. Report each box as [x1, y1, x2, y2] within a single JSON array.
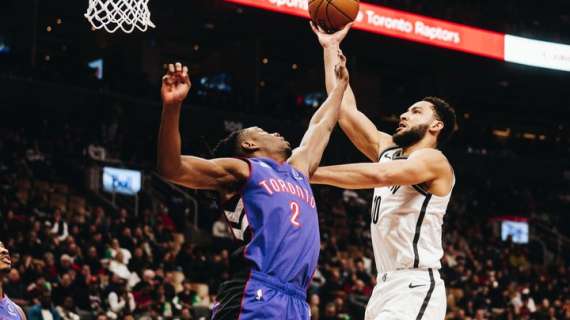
[[365, 269, 446, 320]]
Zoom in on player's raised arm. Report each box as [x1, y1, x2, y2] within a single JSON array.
[[288, 52, 349, 177], [157, 63, 249, 191], [311, 149, 452, 191], [311, 22, 393, 161]]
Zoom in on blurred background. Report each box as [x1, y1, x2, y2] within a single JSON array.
[[0, 0, 569, 319]]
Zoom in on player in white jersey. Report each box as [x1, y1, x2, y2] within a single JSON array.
[[311, 23, 457, 320]]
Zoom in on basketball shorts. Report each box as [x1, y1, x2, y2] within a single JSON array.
[[212, 270, 310, 320], [365, 268, 446, 320]]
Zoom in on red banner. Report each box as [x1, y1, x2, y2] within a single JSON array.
[[225, 0, 505, 60]]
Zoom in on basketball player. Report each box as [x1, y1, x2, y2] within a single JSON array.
[[0, 242, 27, 320], [310, 23, 457, 320], [157, 56, 349, 319]]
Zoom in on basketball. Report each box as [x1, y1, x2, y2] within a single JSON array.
[[309, 0, 360, 33]]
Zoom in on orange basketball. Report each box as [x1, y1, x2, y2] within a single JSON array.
[[309, 0, 360, 33]]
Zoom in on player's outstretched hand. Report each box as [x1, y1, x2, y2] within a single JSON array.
[[161, 62, 191, 106], [334, 50, 349, 84], [310, 21, 353, 48]]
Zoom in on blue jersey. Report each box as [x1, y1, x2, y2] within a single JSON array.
[[0, 295, 25, 320], [239, 157, 320, 288]]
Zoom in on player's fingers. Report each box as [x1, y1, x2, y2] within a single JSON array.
[[162, 75, 174, 86], [175, 62, 182, 73], [182, 67, 191, 85], [168, 63, 175, 76], [310, 21, 319, 34], [312, 22, 324, 34]]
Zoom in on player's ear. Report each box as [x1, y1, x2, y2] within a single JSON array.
[[241, 140, 260, 153], [430, 119, 444, 134]]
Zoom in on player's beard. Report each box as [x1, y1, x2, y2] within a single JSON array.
[[393, 124, 429, 148]]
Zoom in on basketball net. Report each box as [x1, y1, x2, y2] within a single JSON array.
[[84, 0, 156, 33]]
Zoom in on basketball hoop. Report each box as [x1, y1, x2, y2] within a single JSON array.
[[84, 0, 156, 33]]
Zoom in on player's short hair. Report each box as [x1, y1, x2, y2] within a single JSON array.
[[423, 96, 457, 145], [213, 129, 246, 158]]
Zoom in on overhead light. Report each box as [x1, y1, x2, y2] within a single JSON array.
[[492, 128, 510, 138], [522, 133, 536, 140]]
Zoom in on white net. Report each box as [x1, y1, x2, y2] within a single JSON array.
[[84, 0, 155, 33]]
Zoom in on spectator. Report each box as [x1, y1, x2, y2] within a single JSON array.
[[512, 288, 537, 316], [211, 216, 231, 239], [49, 209, 69, 242], [132, 269, 155, 313], [55, 296, 80, 320], [106, 276, 135, 319], [52, 273, 74, 306], [176, 280, 198, 310], [4, 269, 27, 307], [27, 290, 61, 320], [108, 239, 132, 266]]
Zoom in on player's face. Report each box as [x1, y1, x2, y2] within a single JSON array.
[[0, 242, 11, 272], [243, 127, 292, 158], [393, 101, 437, 147]]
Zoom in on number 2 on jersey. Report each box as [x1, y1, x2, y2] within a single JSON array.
[[372, 196, 382, 224], [290, 201, 301, 227]]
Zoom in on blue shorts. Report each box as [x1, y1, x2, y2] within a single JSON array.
[[212, 270, 310, 320]]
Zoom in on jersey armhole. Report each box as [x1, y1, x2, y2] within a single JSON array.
[[377, 145, 400, 161], [219, 157, 253, 204], [412, 184, 430, 196], [235, 157, 253, 196], [218, 158, 253, 242]]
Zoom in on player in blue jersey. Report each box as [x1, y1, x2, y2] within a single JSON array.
[[0, 242, 27, 320], [157, 53, 349, 319]]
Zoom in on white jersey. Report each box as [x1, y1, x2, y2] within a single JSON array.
[[371, 147, 454, 274]]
